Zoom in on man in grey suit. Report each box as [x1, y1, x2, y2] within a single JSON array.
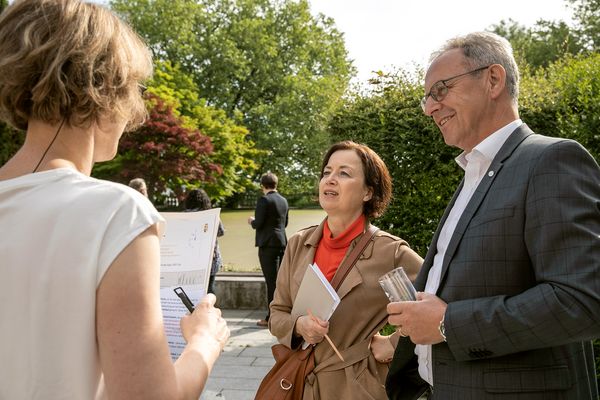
[[386, 31, 600, 399]]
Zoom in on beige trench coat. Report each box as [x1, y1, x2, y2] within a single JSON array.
[[269, 220, 423, 400]]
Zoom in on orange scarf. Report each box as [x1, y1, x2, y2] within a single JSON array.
[[314, 214, 366, 281]]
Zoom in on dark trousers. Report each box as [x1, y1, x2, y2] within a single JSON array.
[[207, 273, 216, 294], [258, 246, 285, 320]]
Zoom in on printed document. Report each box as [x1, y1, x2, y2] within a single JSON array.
[[159, 208, 220, 359], [292, 263, 341, 349]]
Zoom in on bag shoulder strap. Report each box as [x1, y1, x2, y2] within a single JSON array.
[[330, 224, 379, 291]]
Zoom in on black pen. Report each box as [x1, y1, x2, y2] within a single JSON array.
[[174, 287, 195, 313]]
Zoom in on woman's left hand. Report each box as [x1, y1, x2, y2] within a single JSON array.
[[370, 334, 394, 363]]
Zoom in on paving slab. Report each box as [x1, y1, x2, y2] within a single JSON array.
[[200, 309, 276, 400]]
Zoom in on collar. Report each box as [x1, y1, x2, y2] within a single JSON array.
[[321, 214, 366, 249], [456, 119, 522, 171]]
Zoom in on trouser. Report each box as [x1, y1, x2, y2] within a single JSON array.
[[258, 246, 285, 319], [207, 273, 216, 294]]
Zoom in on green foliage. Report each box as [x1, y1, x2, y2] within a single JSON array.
[[492, 19, 584, 69], [329, 70, 461, 256], [520, 53, 600, 160], [568, 0, 600, 51], [492, 0, 600, 70], [111, 0, 354, 200], [147, 61, 261, 203], [0, 122, 23, 166]]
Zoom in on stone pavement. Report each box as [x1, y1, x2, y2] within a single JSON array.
[[200, 308, 276, 400]]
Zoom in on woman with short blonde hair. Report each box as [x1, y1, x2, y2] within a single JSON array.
[[0, 1, 229, 399]]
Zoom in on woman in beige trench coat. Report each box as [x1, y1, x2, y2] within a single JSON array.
[[269, 141, 423, 400]]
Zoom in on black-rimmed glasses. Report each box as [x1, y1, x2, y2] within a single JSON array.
[[421, 65, 490, 112]]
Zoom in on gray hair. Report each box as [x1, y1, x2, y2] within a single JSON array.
[[429, 31, 520, 102], [128, 178, 147, 192]]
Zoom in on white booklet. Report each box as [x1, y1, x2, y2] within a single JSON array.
[[291, 263, 341, 349]]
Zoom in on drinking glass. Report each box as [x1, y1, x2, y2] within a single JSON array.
[[378, 267, 417, 302]]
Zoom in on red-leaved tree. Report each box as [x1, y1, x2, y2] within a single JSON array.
[[94, 94, 221, 203]]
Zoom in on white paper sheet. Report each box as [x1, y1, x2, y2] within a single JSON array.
[[159, 208, 220, 359]]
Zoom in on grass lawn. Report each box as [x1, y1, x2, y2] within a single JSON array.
[[218, 208, 326, 272]]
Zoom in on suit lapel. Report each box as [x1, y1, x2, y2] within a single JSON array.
[[415, 182, 464, 291], [436, 125, 534, 292]]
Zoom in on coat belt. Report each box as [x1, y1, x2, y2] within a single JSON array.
[[306, 338, 372, 388]]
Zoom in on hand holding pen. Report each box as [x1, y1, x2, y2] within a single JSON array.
[[174, 287, 195, 313], [174, 288, 230, 350]]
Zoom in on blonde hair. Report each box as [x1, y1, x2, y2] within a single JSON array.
[[0, 0, 153, 131]]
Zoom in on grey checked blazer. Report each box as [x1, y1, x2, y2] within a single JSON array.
[[387, 124, 600, 400]]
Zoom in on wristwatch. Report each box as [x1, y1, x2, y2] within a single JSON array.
[[439, 314, 447, 342]]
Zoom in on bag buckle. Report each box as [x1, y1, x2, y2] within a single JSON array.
[[280, 379, 292, 390]]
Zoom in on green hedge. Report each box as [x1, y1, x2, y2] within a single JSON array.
[[0, 122, 23, 167]]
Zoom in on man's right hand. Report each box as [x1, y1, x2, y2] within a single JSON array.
[[247, 216, 255, 225]]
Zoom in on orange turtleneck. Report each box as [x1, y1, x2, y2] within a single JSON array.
[[314, 214, 366, 282]]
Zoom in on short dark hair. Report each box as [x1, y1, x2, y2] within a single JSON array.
[[185, 189, 211, 211], [320, 141, 392, 219], [260, 172, 278, 190]]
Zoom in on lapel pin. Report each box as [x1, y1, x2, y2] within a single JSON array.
[[488, 171, 494, 177]]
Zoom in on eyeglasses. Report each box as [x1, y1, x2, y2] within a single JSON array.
[[420, 65, 490, 112], [138, 83, 147, 96]]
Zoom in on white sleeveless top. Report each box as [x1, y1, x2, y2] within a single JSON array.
[[0, 168, 164, 399]]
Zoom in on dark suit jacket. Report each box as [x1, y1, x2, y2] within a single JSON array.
[[387, 125, 600, 399], [251, 190, 289, 248]]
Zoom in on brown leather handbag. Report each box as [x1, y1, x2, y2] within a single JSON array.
[[254, 225, 379, 400]]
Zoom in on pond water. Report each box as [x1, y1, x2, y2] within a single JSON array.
[[219, 208, 326, 272]]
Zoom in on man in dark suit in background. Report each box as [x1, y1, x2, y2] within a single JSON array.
[[248, 172, 289, 327], [386, 31, 600, 399]]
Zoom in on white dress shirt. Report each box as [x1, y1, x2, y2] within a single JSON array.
[[416, 119, 523, 385]]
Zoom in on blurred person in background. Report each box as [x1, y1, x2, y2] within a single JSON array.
[[184, 188, 225, 294], [248, 172, 289, 327], [128, 177, 148, 197]]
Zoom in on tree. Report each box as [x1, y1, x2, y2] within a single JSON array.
[[491, 19, 583, 69], [110, 0, 354, 199], [147, 61, 261, 203], [93, 94, 220, 203], [568, 0, 600, 51], [491, 0, 600, 70]]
